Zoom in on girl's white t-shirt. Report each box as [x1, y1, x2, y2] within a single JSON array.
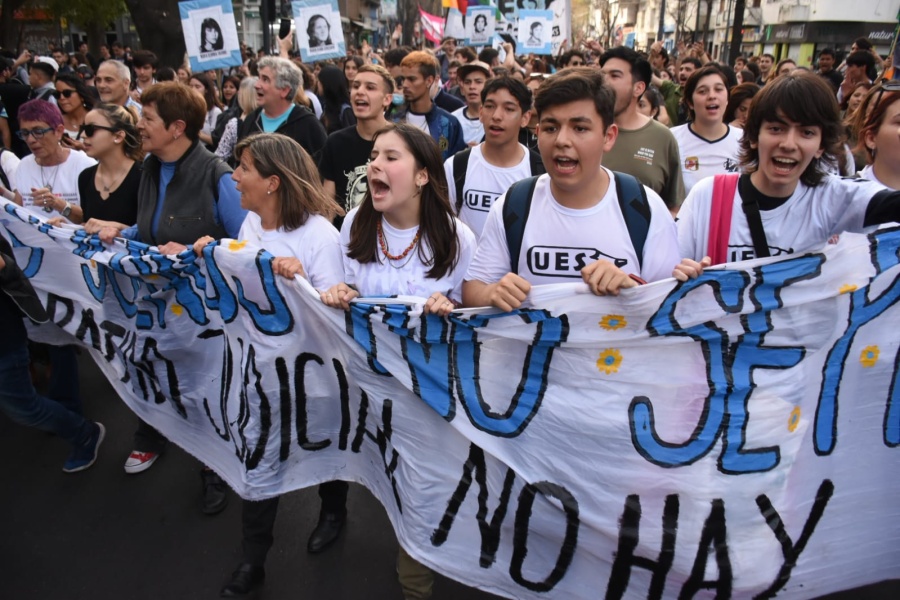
[[670, 123, 743, 195], [340, 207, 477, 302], [677, 174, 891, 264], [238, 211, 344, 290]]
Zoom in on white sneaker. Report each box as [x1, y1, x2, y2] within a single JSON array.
[[124, 450, 159, 474]]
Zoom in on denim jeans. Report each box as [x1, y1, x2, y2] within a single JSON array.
[[0, 343, 93, 447], [47, 345, 83, 415]]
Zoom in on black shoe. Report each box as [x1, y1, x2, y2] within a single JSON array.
[[307, 512, 345, 553], [201, 469, 229, 515], [220, 563, 265, 597]]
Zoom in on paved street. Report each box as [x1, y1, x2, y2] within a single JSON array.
[[1, 352, 897, 600]]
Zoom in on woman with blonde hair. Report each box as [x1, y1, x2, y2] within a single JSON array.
[[215, 77, 258, 164], [71, 103, 143, 226], [195, 133, 345, 596]]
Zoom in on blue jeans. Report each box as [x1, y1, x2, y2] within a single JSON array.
[[47, 345, 82, 415], [0, 343, 93, 448]]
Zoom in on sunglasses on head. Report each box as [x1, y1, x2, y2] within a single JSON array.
[[79, 124, 118, 137], [872, 80, 900, 112], [51, 89, 77, 99], [528, 73, 552, 80]]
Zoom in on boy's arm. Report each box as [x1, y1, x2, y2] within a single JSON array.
[[462, 274, 531, 311]]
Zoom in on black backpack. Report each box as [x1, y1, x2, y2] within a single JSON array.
[[452, 146, 546, 214], [501, 172, 652, 274]]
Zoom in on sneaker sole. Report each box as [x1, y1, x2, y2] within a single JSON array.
[[63, 423, 106, 473], [124, 453, 160, 475]]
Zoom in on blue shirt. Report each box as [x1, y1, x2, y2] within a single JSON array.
[[260, 107, 292, 133]]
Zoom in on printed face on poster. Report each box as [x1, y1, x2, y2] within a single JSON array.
[[465, 7, 496, 46], [292, 0, 346, 62], [517, 10, 553, 55], [179, 0, 242, 71]]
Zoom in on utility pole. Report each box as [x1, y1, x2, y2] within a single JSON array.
[[658, 0, 667, 44]]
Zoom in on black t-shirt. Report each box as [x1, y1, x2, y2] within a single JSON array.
[[318, 125, 374, 228], [78, 162, 142, 224]]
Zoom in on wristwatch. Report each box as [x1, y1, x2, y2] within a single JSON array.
[[61, 202, 73, 218]]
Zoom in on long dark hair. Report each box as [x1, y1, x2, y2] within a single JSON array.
[[348, 123, 460, 280], [55, 73, 97, 112], [317, 65, 351, 134], [190, 72, 223, 111]]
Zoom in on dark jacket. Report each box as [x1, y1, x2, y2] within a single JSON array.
[[1, 235, 49, 350], [387, 102, 466, 160], [237, 104, 328, 160], [136, 141, 231, 245]]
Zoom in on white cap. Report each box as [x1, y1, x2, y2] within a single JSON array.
[[33, 56, 60, 73]]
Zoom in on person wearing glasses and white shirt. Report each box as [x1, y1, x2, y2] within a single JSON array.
[[2, 99, 95, 222]]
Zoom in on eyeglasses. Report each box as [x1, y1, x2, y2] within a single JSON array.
[[16, 127, 54, 140], [79, 124, 118, 137], [872, 80, 900, 112], [52, 89, 77, 99]]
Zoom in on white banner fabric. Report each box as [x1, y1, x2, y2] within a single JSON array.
[[2, 199, 899, 599]]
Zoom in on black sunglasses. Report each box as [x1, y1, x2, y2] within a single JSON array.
[[872, 80, 900, 112], [52, 89, 78, 99], [79, 124, 118, 137]]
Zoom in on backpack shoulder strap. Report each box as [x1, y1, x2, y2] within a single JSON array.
[[613, 171, 652, 271], [707, 174, 740, 265], [452, 147, 472, 213], [502, 176, 540, 275], [528, 149, 546, 176]]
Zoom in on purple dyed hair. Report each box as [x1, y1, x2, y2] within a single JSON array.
[[18, 99, 64, 129]]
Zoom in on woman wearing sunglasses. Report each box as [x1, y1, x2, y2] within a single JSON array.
[[63, 104, 142, 228], [856, 81, 900, 190], [6, 99, 95, 221], [55, 74, 96, 146]]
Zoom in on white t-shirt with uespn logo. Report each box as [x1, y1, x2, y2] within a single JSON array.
[[465, 169, 681, 286], [444, 143, 534, 238]]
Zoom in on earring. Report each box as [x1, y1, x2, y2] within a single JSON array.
[[267, 189, 272, 195]]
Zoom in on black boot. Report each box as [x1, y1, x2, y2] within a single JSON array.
[[220, 563, 265, 597], [307, 511, 345, 553], [201, 468, 229, 515]]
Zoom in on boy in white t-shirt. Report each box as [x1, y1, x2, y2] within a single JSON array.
[[450, 60, 491, 145], [674, 72, 900, 278], [445, 76, 544, 238], [463, 68, 681, 310]]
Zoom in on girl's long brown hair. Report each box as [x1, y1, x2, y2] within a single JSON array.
[[347, 123, 460, 280]]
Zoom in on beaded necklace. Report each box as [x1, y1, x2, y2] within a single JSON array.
[[377, 220, 420, 264]]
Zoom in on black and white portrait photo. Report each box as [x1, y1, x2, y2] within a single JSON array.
[[200, 18, 224, 53], [306, 14, 333, 48]]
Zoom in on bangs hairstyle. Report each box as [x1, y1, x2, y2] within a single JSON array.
[[533, 67, 615, 130], [141, 82, 207, 141], [481, 76, 532, 112], [856, 88, 900, 162], [738, 72, 842, 187], [723, 82, 760, 123], [89, 103, 143, 161], [347, 123, 460, 280], [356, 63, 395, 94], [233, 133, 344, 230], [683, 66, 729, 120]]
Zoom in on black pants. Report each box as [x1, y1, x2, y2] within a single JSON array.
[[241, 481, 349, 565], [133, 418, 169, 453]]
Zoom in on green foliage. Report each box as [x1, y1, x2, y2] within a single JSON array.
[[45, 0, 128, 26]]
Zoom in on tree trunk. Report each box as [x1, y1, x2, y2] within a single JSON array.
[[85, 20, 106, 58], [702, 0, 713, 44], [124, 0, 186, 69], [728, 0, 745, 65], [1, 0, 29, 52]]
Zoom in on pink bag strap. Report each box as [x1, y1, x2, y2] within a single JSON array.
[[707, 174, 740, 265]]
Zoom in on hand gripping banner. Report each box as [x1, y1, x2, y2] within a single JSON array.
[[2, 199, 899, 599]]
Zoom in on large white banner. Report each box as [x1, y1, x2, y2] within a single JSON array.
[[179, 0, 243, 72], [2, 199, 899, 599]]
